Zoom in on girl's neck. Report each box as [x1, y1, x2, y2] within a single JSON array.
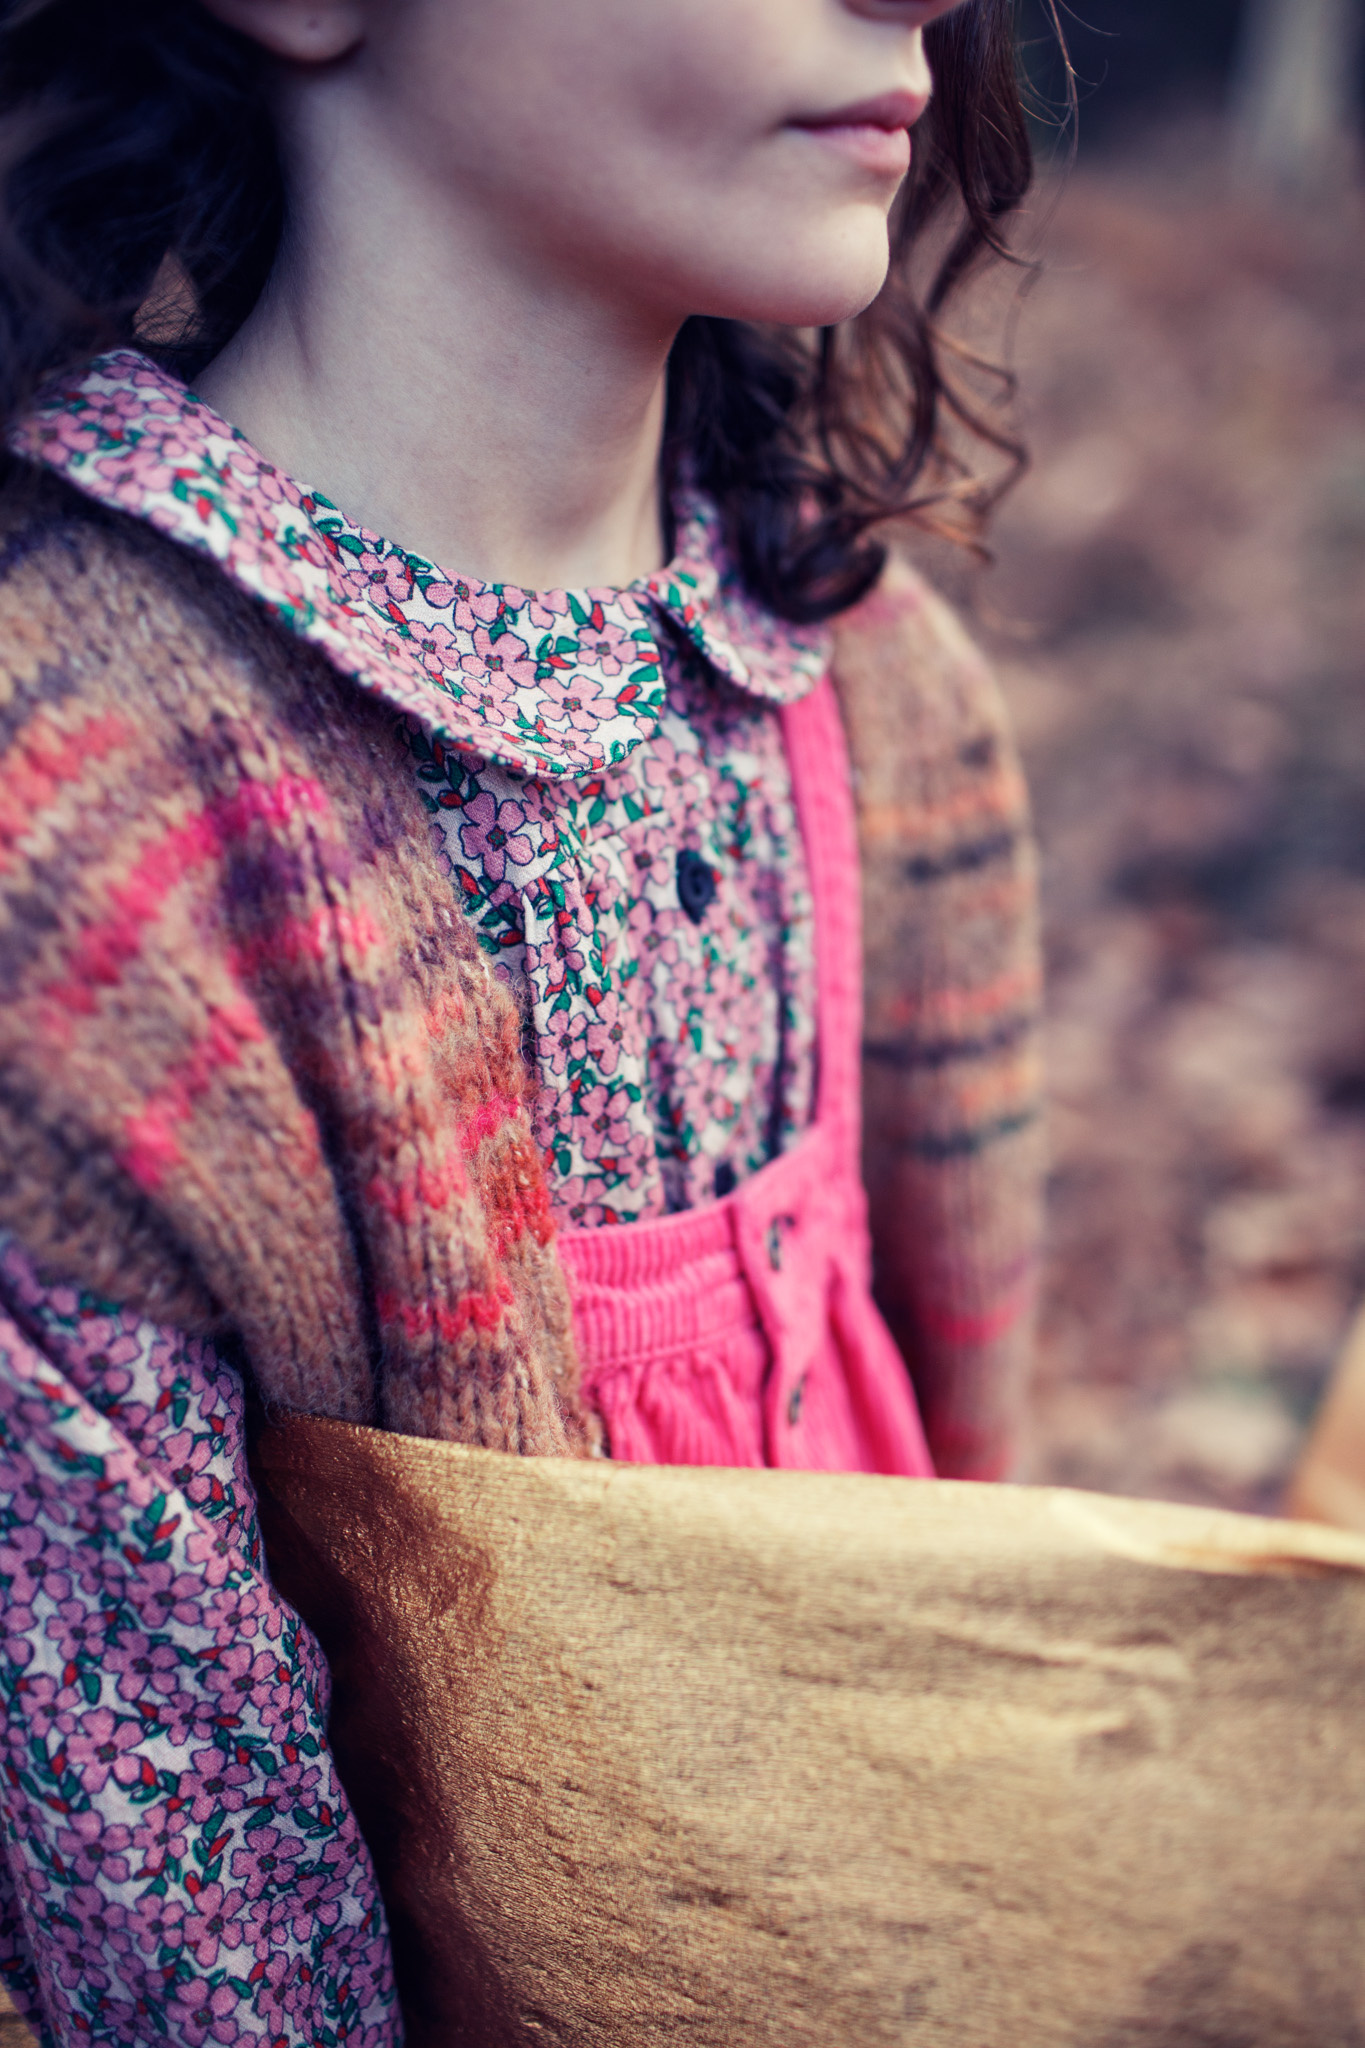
[[195, 81, 674, 593]]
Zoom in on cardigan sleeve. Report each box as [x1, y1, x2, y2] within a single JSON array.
[[835, 558, 1045, 1481], [0, 1235, 400, 2048]]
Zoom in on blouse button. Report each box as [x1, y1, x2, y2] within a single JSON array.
[[676, 847, 717, 924]]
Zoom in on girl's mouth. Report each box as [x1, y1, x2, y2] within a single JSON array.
[[788, 91, 922, 180]]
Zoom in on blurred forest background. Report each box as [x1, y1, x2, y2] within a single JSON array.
[[956, 0, 1365, 1511]]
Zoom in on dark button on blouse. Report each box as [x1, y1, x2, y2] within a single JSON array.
[[676, 846, 718, 924]]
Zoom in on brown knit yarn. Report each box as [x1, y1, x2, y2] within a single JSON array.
[[838, 552, 1044, 1480], [0, 475, 587, 1454]]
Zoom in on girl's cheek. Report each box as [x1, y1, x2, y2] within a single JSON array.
[[356, 0, 903, 325]]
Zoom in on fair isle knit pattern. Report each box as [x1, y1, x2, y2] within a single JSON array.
[[0, 474, 586, 1454]]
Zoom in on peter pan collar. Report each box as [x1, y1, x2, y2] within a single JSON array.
[[12, 349, 830, 779]]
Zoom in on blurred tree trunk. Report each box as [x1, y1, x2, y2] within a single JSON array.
[[1231, 0, 1363, 191]]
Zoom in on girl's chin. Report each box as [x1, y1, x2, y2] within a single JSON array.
[[706, 216, 894, 328], [705, 266, 893, 330]]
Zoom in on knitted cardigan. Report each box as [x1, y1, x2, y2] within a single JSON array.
[[0, 469, 1042, 1475]]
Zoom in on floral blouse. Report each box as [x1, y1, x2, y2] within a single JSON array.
[[0, 352, 834, 2044], [0, 1236, 395, 2048]]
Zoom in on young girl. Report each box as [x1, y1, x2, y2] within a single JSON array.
[[0, 0, 1044, 2039]]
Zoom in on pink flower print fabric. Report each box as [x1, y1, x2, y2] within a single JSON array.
[[309, 508, 824, 1221], [0, 1236, 398, 2047], [458, 791, 537, 883], [12, 351, 677, 782]]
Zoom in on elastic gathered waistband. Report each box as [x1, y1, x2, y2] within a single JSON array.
[[558, 1188, 734, 1290], [558, 1172, 765, 1372]]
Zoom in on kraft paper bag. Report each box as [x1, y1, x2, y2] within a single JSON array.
[[250, 1419, 1365, 2048], [0, 1991, 32, 2046]]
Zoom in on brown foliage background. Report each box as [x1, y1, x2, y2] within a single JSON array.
[[961, 133, 1365, 1512]]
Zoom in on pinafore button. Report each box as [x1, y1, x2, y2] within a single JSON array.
[[766, 1215, 795, 1271]]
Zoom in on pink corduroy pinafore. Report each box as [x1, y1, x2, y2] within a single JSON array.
[[557, 677, 935, 1477]]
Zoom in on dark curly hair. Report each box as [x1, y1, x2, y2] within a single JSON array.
[[0, 0, 1052, 622]]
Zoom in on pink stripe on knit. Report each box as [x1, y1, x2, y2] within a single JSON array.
[[364, 1154, 470, 1226], [230, 903, 385, 977], [43, 813, 225, 1013], [0, 709, 133, 869], [376, 1281, 514, 1344], [116, 1001, 268, 1189], [881, 960, 1042, 1036], [459, 1091, 521, 1155], [856, 764, 1028, 844], [487, 1177, 556, 1257], [212, 772, 330, 838], [38, 774, 343, 1017], [916, 1265, 1038, 1347]]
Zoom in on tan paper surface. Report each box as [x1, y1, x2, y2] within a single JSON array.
[[252, 1418, 1365, 2048], [0, 1988, 32, 2046]]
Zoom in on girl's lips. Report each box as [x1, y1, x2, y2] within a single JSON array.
[[794, 121, 912, 179], [788, 89, 922, 179]]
